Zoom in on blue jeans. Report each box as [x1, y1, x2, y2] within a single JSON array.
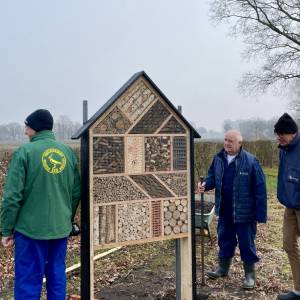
[[14, 231, 68, 300], [217, 219, 259, 264]]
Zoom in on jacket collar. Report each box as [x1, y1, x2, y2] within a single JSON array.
[[217, 146, 243, 160], [279, 133, 300, 151], [30, 130, 55, 142]]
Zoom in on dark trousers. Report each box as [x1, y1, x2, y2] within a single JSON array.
[[217, 219, 259, 264], [14, 231, 68, 300]]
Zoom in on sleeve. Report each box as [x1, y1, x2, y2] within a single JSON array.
[[253, 159, 267, 223], [0, 148, 27, 236], [71, 155, 81, 222], [204, 156, 216, 191]]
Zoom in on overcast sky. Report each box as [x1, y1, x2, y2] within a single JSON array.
[[0, 0, 288, 131]]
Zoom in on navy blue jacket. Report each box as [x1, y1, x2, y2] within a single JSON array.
[[205, 148, 267, 223], [277, 134, 300, 209]]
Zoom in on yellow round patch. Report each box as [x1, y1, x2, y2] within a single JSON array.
[[42, 148, 66, 174]]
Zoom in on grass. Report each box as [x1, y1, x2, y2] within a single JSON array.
[[264, 167, 278, 194]]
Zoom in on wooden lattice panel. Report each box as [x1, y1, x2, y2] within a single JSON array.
[[93, 176, 148, 204], [129, 100, 171, 134], [95, 205, 116, 245], [145, 136, 171, 172], [152, 201, 162, 237], [125, 136, 144, 174], [117, 202, 151, 242], [93, 106, 132, 134], [156, 173, 188, 197], [118, 79, 157, 121], [163, 199, 188, 236], [158, 116, 186, 134], [93, 137, 124, 174], [173, 136, 187, 170], [130, 174, 174, 198]]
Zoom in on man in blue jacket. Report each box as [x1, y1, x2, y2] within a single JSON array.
[[198, 130, 267, 289], [274, 113, 300, 300]]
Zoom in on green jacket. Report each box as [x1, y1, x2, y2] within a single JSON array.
[[0, 130, 80, 239]]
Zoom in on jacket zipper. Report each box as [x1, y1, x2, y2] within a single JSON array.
[[220, 158, 224, 216], [233, 157, 242, 223]]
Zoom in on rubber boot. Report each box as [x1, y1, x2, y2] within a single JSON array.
[[277, 291, 300, 300], [242, 262, 256, 289], [206, 258, 231, 279]]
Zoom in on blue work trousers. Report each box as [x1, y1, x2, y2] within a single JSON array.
[[14, 231, 68, 300], [217, 219, 259, 264]]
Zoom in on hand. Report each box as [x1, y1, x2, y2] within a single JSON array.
[[2, 235, 14, 248], [197, 181, 206, 194], [69, 223, 80, 237]]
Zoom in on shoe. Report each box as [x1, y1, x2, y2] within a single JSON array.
[[277, 291, 300, 300], [242, 262, 255, 289], [206, 258, 231, 279]]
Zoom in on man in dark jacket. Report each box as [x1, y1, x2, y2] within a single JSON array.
[[198, 130, 267, 289], [274, 113, 300, 300], [1, 109, 81, 300]]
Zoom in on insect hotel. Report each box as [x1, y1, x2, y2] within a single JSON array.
[[72, 71, 200, 300]]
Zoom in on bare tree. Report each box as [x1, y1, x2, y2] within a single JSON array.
[[210, 0, 300, 95], [288, 81, 300, 122], [53, 115, 81, 141]]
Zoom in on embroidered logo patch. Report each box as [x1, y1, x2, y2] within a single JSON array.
[[239, 171, 249, 176], [42, 148, 66, 174]]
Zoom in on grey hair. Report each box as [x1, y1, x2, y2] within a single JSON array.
[[225, 130, 243, 143]]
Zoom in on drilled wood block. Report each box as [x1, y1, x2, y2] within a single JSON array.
[[93, 176, 148, 204], [130, 174, 173, 198], [93, 137, 124, 174], [93, 106, 132, 134], [159, 116, 186, 134], [125, 136, 144, 173], [129, 100, 171, 134], [173, 136, 187, 170], [145, 136, 171, 172], [118, 79, 157, 121], [97, 205, 116, 245], [157, 173, 187, 196], [152, 201, 162, 237], [117, 202, 150, 242], [163, 198, 188, 235]]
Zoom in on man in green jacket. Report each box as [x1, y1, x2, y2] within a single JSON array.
[[1, 109, 80, 300]]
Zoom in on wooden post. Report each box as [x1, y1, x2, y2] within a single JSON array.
[[190, 133, 197, 299], [176, 105, 196, 300], [80, 101, 92, 300]]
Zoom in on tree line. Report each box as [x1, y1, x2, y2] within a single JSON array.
[[0, 115, 81, 142], [197, 116, 283, 140]]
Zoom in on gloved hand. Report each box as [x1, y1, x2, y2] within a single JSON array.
[[69, 223, 80, 236]]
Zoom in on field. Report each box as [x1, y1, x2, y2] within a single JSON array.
[[0, 147, 294, 300]]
